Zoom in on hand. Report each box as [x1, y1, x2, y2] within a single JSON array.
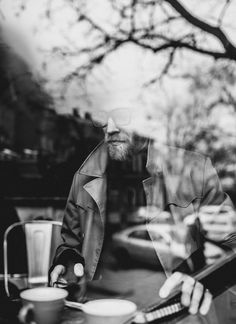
[[50, 263, 84, 287], [50, 264, 66, 287], [159, 272, 212, 316]]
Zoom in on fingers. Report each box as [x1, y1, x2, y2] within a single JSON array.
[[159, 272, 183, 298], [159, 272, 213, 316], [50, 263, 84, 287], [188, 281, 204, 315], [188, 283, 212, 315], [199, 289, 213, 316], [181, 276, 195, 307], [54, 277, 68, 288], [74, 263, 84, 277], [50, 264, 66, 287]]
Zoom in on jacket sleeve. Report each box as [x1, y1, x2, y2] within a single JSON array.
[[52, 174, 85, 268], [175, 157, 236, 274], [200, 158, 232, 206], [200, 157, 236, 249]]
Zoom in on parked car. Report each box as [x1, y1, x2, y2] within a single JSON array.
[[0, 148, 19, 161], [126, 206, 172, 225], [184, 205, 236, 241], [204, 241, 225, 265], [112, 224, 186, 270], [112, 223, 226, 269]]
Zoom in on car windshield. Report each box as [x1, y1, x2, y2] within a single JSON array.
[[149, 231, 168, 243], [128, 230, 151, 240], [129, 229, 168, 244]]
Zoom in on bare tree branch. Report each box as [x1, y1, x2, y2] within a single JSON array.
[[222, 85, 236, 107], [31, 0, 236, 92], [218, 0, 232, 27], [164, 0, 236, 59], [45, 0, 54, 19], [130, 0, 137, 34], [144, 48, 176, 86], [134, 36, 227, 59]]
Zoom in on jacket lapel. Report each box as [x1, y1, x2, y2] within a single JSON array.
[[83, 177, 107, 224], [144, 143, 198, 208], [79, 141, 108, 221], [79, 141, 108, 177]]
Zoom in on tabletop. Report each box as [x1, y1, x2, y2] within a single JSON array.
[[61, 307, 85, 324], [0, 300, 85, 324]]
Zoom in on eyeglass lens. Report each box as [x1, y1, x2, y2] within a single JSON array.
[[92, 108, 131, 127]]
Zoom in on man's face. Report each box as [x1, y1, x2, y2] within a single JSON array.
[[93, 108, 134, 160], [104, 117, 133, 160]]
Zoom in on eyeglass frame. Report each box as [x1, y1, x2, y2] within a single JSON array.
[[92, 108, 132, 128]]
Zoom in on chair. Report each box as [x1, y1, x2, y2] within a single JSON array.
[[3, 220, 62, 298]]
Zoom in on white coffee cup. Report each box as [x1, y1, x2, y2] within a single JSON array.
[[19, 287, 68, 324], [82, 299, 137, 324]]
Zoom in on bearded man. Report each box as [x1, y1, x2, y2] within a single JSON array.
[[50, 108, 236, 323]]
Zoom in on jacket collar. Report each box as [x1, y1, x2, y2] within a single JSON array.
[[79, 141, 108, 177]]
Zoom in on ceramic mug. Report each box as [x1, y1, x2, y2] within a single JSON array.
[[82, 299, 137, 324], [19, 287, 68, 324]]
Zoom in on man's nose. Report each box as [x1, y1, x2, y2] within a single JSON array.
[[106, 117, 119, 134]]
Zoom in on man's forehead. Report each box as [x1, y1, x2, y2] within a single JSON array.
[[90, 89, 139, 108], [101, 106, 133, 112]]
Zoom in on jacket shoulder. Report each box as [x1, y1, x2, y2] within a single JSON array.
[[182, 148, 208, 165], [164, 146, 209, 173]]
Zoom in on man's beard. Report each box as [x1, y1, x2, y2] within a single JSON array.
[[105, 132, 133, 161], [107, 141, 132, 161]]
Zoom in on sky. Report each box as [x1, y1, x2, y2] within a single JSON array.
[[1, 0, 236, 138]]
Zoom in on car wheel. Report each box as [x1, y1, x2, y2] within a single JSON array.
[[113, 248, 131, 268]]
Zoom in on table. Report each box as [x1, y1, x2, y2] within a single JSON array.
[[0, 300, 85, 324], [61, 308, 85, 324]]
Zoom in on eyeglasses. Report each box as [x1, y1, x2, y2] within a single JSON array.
[[92, 108, 132, 128]]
